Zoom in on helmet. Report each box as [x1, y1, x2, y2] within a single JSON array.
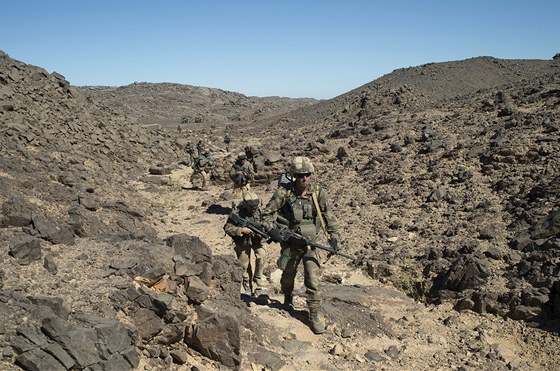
[[242, 192, 260, 208], [290, 156, 314, 175], [237, 152, 247, 160]]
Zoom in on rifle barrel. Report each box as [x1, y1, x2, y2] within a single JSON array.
[[231, 215, 354, 261], [308, 241, 355, 261]]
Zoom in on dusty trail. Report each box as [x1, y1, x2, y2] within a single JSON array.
[[142, 165, 559, 371], [148, 166, 392, 369]]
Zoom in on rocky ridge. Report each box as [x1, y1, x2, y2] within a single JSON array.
[[0, 51, 247, 370], [80, 83, 318, 130]]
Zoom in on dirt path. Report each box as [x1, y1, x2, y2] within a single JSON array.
[[142, 165, 559, 371]]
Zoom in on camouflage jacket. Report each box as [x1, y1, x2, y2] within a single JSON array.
[[262, 181, 339, 243], [229, 161, 254, 186], [193, 155, 213, 172], [223, 207, 264, 247]]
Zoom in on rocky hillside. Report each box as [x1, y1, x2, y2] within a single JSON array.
[[0, 49, 559, 371], [80, 83, 318, 130], [0, 51, 249, 370], [243, 55, 560, 325]]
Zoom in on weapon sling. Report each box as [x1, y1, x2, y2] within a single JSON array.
[[310, 184, 352, 261], [311, 184, 328, 236]]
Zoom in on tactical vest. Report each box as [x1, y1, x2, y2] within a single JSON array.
[[231, 162, 251, 186], [278, 186, 320, 241]]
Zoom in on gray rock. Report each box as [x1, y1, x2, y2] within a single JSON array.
[[250, 350, 286, 370], [432, 255, 491, 293], [43, 342, 75, 369], [15, 348, 66, 371], [185, 302, 242, 368], [31, 215, 75, 246], [43, 254, 58, 274], [132, 308, 163, 340], [364, 350, 385, 362], [185, 275, 210, 304], [9, 235, 42, 265], [154, 322, 186, 345]]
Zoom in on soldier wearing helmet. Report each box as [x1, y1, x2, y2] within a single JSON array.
[[224, 132, 231, 152], [196, 140, 206, 156], [230, 151, 255, 205], [262, 156, 340, 334], [190, 146, 214, 191], [182, 141, 196, 167], [224, 192, 269, 295]]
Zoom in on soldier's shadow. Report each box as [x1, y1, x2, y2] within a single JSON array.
[[181, 186, 203, 191], [206, 204, 231, 215], [241, 293, 310, 326]]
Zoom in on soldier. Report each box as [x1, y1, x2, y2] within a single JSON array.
[[244, 146, 258, 173], [230, 152, 255, 205], [224, 132, 231, 153], [263, 156, 340, 334], [196, 140, 206, 156], [185, 141, 196, 167], [190, 148, 213, 191], [224, 192, 269, 295]]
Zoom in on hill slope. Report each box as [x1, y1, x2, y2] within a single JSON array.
[[80, 83, 318, 130], [0, 51, 559, 371]]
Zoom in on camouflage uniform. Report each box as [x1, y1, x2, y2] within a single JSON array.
[[230, 152, 255, 205], [196, 140, 206, 156], [224, 133, 231, 152], [224, 193, 268, 294], [262, 156, 339, 334], [244, 146, 258, 173], [190, 149, 213, 190], [185, 141, 196, 166]]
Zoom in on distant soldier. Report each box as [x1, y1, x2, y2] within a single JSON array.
[[230, 152, 255, 205], [190, 149, 214, 191], [223, 192, 269, 295], [196, 140, 206, 156], [262, 156, 340, 335], [224, 133, 231, 153], [244, 146, 258, 173], [184, 141, 196, 166]]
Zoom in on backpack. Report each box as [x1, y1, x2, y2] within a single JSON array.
[[277, 172, 294, 190], [192, 156, 202, 170]]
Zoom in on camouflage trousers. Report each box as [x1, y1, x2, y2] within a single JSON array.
[[279, 244, 322, 309], [232, 184, 251, 205], [190, 170, 210, 190], [234, 243, 267, 291]]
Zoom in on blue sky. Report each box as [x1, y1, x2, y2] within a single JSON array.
[[2, 1, 559, 99]]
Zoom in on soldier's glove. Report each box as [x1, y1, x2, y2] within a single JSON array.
[[269, 228, 287, 243], [329, 238, 339, 252]]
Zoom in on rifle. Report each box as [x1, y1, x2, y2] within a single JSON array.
[[228, 213, 270, 241], [232, 163, 253, 184], [273, 228, 355, 262]]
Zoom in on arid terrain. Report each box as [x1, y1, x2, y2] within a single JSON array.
[[0, 50, 559, 370]]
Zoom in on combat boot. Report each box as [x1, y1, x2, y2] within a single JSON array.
[[254, 277, 269, 291], [283, 293, 294, 311], [309, 308, 326, 334], [242, 280, 252, 296]]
